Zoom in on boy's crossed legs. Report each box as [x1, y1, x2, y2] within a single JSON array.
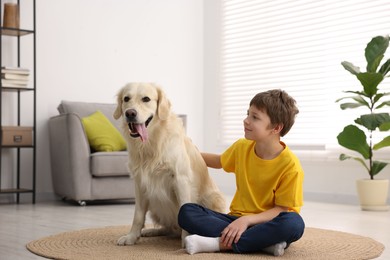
[[178, 203, 304, 256]]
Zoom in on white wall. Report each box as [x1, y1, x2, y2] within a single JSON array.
[[1, 0, 204, 202]]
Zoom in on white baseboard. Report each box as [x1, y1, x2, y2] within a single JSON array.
[[304, 192, 359, 205], [0, 192, 56, 204]]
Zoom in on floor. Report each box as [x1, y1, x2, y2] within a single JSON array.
[[0, 199, 389, 260]]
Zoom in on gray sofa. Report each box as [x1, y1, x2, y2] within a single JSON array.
[[48, 100, 135, 205]]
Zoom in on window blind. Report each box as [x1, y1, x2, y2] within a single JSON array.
[[219, 0, 390, 150]]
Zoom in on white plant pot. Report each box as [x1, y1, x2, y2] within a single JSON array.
[[356, 179, 390, 211]]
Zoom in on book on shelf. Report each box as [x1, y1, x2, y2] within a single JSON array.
[[1, 79, 29, 88], [1, 66, 30, 75], [1, 73, 29, 80]]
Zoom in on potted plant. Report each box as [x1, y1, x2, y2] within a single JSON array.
[[337, 35, 390, 211]]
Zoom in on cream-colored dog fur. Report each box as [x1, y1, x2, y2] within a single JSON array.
[[114, 82, 226, 246]]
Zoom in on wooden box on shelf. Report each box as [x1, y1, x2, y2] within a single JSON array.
[[1, 126, 33, 146]]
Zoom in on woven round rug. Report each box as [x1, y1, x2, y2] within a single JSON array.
[[27, 226, 384, 260]]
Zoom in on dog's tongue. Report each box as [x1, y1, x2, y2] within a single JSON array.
[[135, 123, 148, 142]]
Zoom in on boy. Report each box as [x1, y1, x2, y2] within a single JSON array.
[[178, 89, 305, 256]]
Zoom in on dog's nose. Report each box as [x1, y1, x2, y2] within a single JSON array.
[[125, 109, 137, 120]]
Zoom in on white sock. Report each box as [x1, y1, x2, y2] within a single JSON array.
[[184, 235, 220, 255], [262, 241, 287, 256]]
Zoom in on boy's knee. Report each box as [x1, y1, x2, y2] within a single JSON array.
[[178, 203, 197, 227], [179, 203, 197, 215], [281, 212, 305, 240]]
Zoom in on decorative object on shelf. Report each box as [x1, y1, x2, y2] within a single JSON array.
[[2, 3, 19, 29], [1, 66, 30, 88], [1, 126, 33, 146], [336, 35, 390, 211]]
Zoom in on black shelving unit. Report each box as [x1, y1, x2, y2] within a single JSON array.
[[0, 0, 36, 204]]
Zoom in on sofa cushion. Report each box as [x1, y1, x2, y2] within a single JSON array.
[[82, 110, 127, 152], [91, 151, 129, 177]]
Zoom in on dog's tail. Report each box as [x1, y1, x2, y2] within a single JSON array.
[[201, 191, 227, 214]]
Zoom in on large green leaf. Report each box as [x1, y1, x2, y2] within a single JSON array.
[[340, 102, 365, 110], [379, 58, 390, 76], [339, 154, 369, 173], [356, 72, 383, 96], [336, 95, 370, 110], [336, 96, 357, 103], [367, 54, 384, 73], [341, 61, 360, 75], [379, 122, 390, 131], [376, 100, 390, 109], [337, 125, 370, 159], [365, 35, 389, 72], [339, 154, 389, 177], [355, 113, 390, 130], [373, 92, 390, 103], [373, 135, 390, 150], [352, 95, 370, 106], [343, 90, 370, 98], [371, 161, 389, 176]]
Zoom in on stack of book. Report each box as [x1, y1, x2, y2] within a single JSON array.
[[1, 66, 30, 88]]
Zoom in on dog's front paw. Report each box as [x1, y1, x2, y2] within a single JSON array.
[[117, 234, 138, 246]]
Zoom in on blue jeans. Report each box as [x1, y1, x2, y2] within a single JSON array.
[[178, 203, 305, 254]]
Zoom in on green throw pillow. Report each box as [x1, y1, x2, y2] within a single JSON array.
[[81, 110, 127, 152]]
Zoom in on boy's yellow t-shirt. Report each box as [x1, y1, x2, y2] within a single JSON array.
[[221, 138, 304, 216]]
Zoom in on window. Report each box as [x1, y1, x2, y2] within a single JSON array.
[[220, 0, 390, 151]]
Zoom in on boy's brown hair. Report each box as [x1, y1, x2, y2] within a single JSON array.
[[249, 89, 299, 137]]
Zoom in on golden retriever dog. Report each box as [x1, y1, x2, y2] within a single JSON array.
[[114, 82, 226, 246]]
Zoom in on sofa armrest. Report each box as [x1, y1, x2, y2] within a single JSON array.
[[48, 113, 92, 200]]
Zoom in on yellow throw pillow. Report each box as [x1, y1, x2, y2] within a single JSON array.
[[81, 110, 126, 152]]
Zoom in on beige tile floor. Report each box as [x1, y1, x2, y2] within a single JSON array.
[[0, 199, 388, 259]]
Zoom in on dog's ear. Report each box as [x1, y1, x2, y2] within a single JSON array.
[[113, 89, 123, 120], [156, 86, 171, 120]]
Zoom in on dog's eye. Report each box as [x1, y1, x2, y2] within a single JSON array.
[[124, 96, 130, 102], [142, 97, 151, 102]]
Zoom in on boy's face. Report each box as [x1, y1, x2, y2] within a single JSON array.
[[243, 105, 276, 141]]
